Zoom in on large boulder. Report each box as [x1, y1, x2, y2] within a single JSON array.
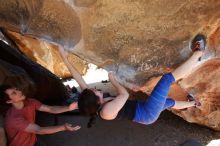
[[0, 0, 81, 47], [5, 31, 88, 78]]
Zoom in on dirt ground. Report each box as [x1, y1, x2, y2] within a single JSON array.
[[37, 110, 218, 146]]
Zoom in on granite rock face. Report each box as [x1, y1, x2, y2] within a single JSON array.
[[0, 0, 81, 47], [5, 31, 88, 78], [0, 0, 220, 130]]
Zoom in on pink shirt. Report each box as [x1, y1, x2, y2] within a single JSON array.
[[5, 98, 42, 146]]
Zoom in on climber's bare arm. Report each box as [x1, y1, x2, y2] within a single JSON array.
[[100, 72, 129, 120], [58, 47, 88, 90]]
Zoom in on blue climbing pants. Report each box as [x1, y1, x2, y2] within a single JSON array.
[[133, 73, 176, 125]]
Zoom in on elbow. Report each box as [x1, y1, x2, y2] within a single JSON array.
[[123, 91, 129, 99], [100, 112, 116, 121], [119, 91, 129, 99], [126, 92, 129, 97]]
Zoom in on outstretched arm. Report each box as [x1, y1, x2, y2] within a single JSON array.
[[25, 123, 80, 135], [58, 47, 88, 91], [100, 72, 129, 120], [38, 102, 78, 114]]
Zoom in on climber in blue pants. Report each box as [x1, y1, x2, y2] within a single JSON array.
[[59, 34, 205, 128], [133, 34, 206, 125], [133, 73, 176, 124]]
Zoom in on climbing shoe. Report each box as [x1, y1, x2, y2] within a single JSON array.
[[187, 93, 201, 107], [191, 34, 206, 52]]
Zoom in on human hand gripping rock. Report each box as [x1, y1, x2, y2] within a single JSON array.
[[108, 71, 115, 81]]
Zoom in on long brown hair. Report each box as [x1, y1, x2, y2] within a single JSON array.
[[78, 88, 100, 128], [0, 84, 13, 102]]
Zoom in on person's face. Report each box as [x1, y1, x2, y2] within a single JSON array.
[[5, 88, 26, 104], [90, 88, 103, 103]]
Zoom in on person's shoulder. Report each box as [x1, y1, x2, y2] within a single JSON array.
[[26, 98, 42, 109], [24, 98, 40, 107]]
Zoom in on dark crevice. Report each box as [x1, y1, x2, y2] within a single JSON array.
[[0, 40, 68, 106]]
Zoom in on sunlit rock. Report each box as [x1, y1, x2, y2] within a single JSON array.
[[5, 31, 88, 78], [73, 0, 97, 7]]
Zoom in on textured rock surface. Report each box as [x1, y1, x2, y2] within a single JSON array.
[[0, 0, 81, 47], [73, 0, 97, 7], [0, 0, 220, 130], [5, 31, 88, 78]]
